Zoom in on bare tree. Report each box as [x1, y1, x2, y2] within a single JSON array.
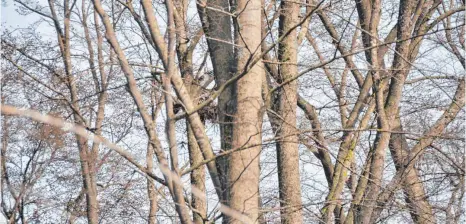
[[1, 0, 464, 223]]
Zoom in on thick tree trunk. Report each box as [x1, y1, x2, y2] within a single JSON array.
[[197, 0, 235, 209], [228, 0, 264, 221]]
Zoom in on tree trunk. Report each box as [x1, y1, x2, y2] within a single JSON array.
[[388, 116, 435, 224], [228, 0, 264, 221], [146, 143, 159, 224], [185, 78, 207, 224], [188, 123, 207, 224], [197, 0, 235, 209], [275, 1, 303, 223], [49, 0, 99, 222]]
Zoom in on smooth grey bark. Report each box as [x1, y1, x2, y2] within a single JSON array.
[[197, 0, 235, 209]]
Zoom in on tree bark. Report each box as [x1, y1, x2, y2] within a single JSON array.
[[228, 0, 264, 221], [49, 0, 99, 222], [146, 143, 159, 224], [388, 116, 435, 224], [197, 0, 235, 209], [185, 76, 207, 224], [274, 1, 303, 222], [357, 0, 416, 222]]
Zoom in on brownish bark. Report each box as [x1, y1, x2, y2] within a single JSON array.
[[273, 1, 303, 222], [388, 116, 435, 223], [92, 0, 192, 222], [228, 0, 264, 221], [139, 0, 224, 200], [49, 0, 99, 222], [357, 0, 420, 222], [182, 54, 207, 224]]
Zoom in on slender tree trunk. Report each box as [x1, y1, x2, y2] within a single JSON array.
[[378, 79, 464, 223], [1, 116, 14, 223], [357, 0, 415, 222], [147, 82, 163, 224], [164, 1, 192, 223], [146, 143, 159, 224], [168, 1, 208, 220], [275, 1, 303, 223], [82, 4, 109, 222], [184, 77, 207, 224], [48, 0, 99, 222], [188, 122, 207, 224]]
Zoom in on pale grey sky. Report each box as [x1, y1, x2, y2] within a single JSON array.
[[2, 1, 37, 29]]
